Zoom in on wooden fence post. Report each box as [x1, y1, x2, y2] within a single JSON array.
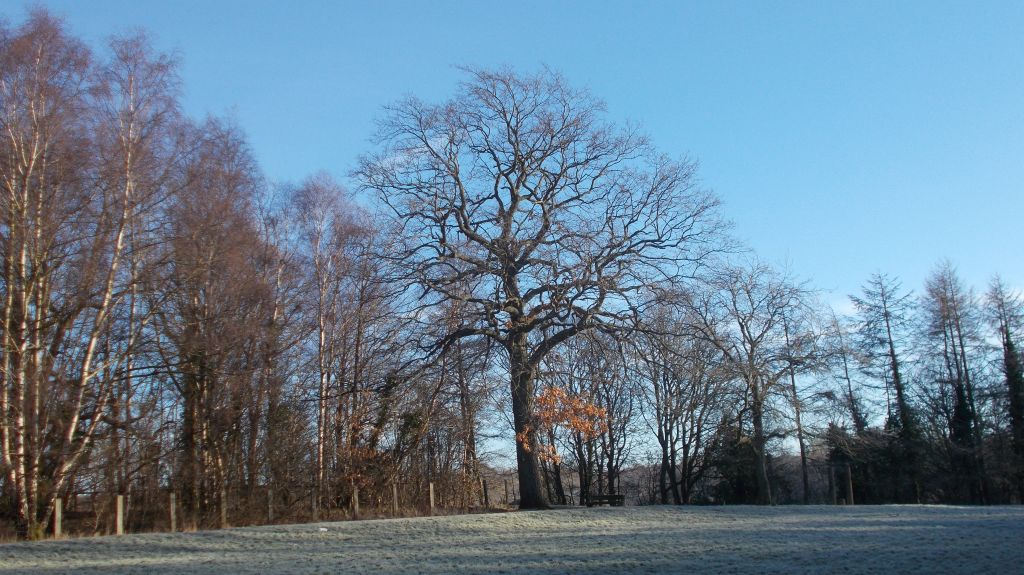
[[429, 482, 435, 516], [504, 480, 509, 505], [481, 479, 489, 508], [392, 483, 399, 516], [170, 492, 177, 532], [116, 495, 125, 535], [53, 498, 62, 538]]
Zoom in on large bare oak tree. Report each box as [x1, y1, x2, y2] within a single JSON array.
[[358, 68, 723, 508]]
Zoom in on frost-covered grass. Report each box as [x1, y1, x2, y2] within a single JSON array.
[[2, 505, 1022, 574]]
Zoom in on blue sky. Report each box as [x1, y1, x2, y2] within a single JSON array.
[[9, 1, 1023, 307]]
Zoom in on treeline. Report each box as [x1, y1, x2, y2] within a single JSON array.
[[524, 263, 1023, 510], [1, 11, 1021, 540], [0, 12, 494, 539]]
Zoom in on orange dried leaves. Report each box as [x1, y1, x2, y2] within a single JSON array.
[[535, 387, 608, 441]]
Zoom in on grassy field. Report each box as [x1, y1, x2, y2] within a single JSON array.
[[2, 505, 1021, 574]]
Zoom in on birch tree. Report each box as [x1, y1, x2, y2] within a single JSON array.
[[156, 119, 268, 525], [292, 173, 354, 512], [0, 14, 178, 538]]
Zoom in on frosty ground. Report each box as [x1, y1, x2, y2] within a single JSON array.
[[2, 505, 1021, 574]]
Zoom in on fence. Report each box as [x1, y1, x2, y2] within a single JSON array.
[[29, 475, 518, 540]]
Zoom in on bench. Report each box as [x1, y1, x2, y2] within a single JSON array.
[[587, 493, 625, 507]]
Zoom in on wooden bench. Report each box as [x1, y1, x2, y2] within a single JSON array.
[[587, 493, 625, 507]]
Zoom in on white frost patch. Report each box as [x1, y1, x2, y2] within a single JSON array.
[[2, 506, 1022, 574]]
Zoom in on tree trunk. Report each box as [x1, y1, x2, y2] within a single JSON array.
[[790, 372, 810, 504], [509, 335, 548, 509], [457, 345, 481, 504], [751, 395, 772, 505], [574, 435, 594, 506], [784, 321, 810, 504], [658, 440, 671, 504]]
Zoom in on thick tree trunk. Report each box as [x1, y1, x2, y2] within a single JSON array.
[[509, 336, 548, 509]]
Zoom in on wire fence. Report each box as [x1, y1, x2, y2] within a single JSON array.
[[7, 474, 522, 540]]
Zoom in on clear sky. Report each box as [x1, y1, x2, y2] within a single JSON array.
[[7, 1, 1023, 307]]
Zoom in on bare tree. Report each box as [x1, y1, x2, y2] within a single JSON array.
[[540, 333, 602, 505], [0, 14, 181, 538], [92, 27, 183, 524], [358, 68, 723, 508], [291, 173, 359, 513], [588, 334, 636, 499], [633, 309, 726, 504], [687, 261, 818, 504], [920, 262, 987, 503], [155, 118, 269, 526]]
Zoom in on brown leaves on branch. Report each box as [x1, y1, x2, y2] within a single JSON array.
[[522, 387, 608, 464]]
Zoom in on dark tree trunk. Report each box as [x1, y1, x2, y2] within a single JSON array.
[[605, 436, 617, 496], [666, 441, 682, 504], [784, 321, 810, 504], [751, 395, 772, 505], [574, 435, 595, 506], [658, 448, 670, 504], [509, 335, 548, 509], [659, 439, 682, 504], [792, 389, 810, 504], [546, 429, 567, 505]]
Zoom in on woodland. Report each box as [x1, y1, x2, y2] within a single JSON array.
[[2, 10, 1022, 540]]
